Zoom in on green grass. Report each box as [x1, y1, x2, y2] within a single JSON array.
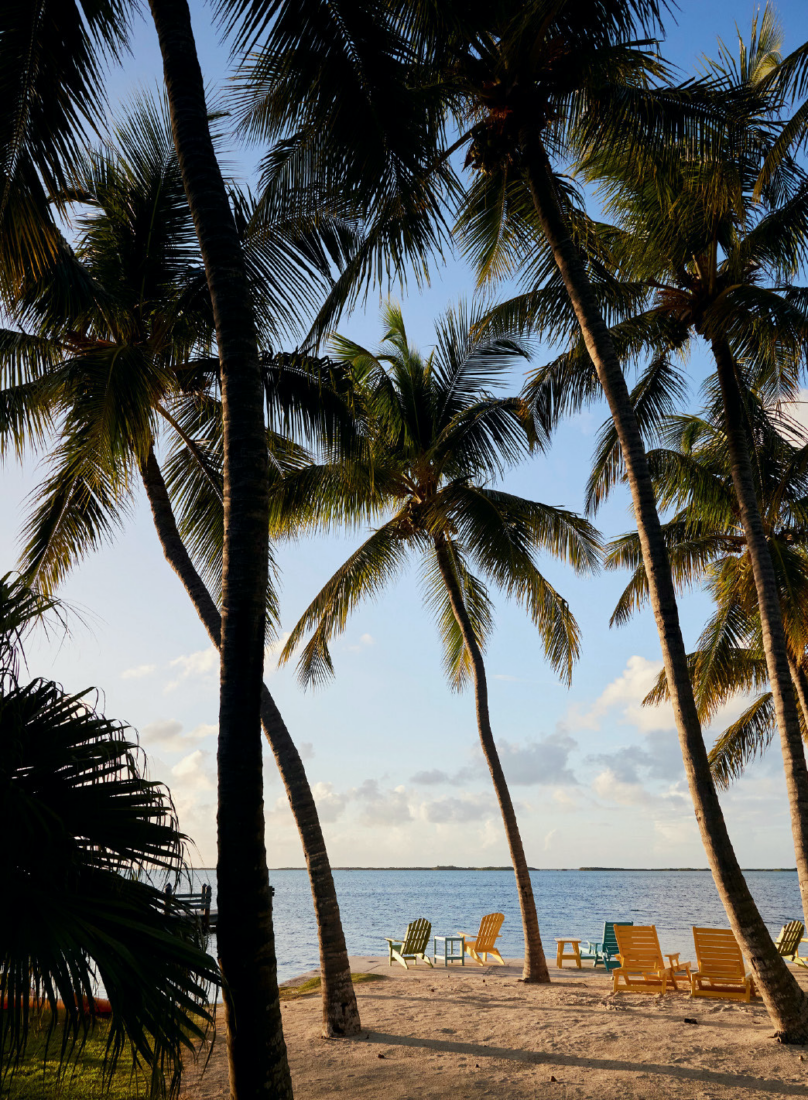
[[280, 972, 386, 1000], [1, 1023, 151, 1099], [2, 976, 384, 1094]]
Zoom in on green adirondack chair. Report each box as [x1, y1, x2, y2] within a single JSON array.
[[775, 920, 806, 962], [580, 921, 633, 970], [386, 917, 434, 969]]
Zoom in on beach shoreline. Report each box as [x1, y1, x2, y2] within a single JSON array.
[[181, 956, 808, 1099]]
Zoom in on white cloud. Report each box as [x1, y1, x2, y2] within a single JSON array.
[[592, 767, 653, 807], [653, 817, 700, 850], [164, 646, 218, 692], [497, 732, 579, 786], [312, 781, 350, 823], [354, 779, 412, 826], [568, 655, 676, 733], [142, 719, 183, 748], [409, 764, 482, 786], [189, 722, 217, 740], [172, 749, 215, 790], [552, 788, 580, 812], [121, 663, 156, 680], [298, 741, 315, 761], [347, 632, 375, 653], [421, 793, 495, 824], [141, 719, 216, 750], [543, 828, 558, 851], [265, 632, 292, 662]]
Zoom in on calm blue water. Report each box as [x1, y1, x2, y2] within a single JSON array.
[[185, 868, 803, 983]]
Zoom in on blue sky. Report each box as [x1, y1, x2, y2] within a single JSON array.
[[3, 0, 808, 868]]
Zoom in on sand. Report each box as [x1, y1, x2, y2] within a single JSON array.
[[180, 956, 808, 1099]]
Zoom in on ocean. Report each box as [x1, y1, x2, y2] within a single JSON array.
[[187, 868, 803, 983]]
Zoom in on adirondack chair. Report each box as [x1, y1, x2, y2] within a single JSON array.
[[775, 920, 805, 962], [690, 926, 757, 1001], [386, 918, 434, 969], [579, 921, 633, 970], [458, 913, 505, 965], [612, 924, 692, 994]]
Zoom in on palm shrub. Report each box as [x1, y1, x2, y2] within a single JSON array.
[[0, 573, 219, 1099], [0, 93, 362, 1038], [272, 303, 600, 983]]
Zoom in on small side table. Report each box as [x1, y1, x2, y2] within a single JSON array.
[[555, 938, 582, 968], [433, 935, 465, 967]]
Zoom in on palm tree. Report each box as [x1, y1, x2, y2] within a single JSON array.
[[272, 303, 600, 983], [0, 572, 220, 1099], [555, 11, 808, 917], [140, 6, 287, 1088], [3, 2, 304, 1090], [0, 94, 362, 1038], [602, 398, 808, 794], [231, 0, 808, 1036]]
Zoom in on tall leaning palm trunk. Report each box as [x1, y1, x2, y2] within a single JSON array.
[[147, 0, 292, 1094], [140, 446, 360, 1037], [435, 539, 549, 982], [711, 338, 808, 918], [524, 148, 808, 1038]]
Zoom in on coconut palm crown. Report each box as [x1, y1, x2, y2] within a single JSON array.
[[273, 302, 600, 982], [603, 396, 808, 789], [278, 302, 599, 688]]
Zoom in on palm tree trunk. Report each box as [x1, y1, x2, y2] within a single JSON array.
[[712, 338, 808, 921], [788, 655, 808, 732], [434, 538, 549, 983], [140, 445, 361, 1038], [146, 1, 292, 1094], [523, 145, 808, 1037]]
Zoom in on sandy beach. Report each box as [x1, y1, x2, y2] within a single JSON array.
[[180, 957, 808, 1100]]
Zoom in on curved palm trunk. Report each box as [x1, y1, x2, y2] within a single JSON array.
[[523, 146, 808, 1036], [140, 447, 361, 1038], [788, 656, 808, 732], [147, 1, 292, 1093], [435, 539, 549, 983], [712, 339, 808, 920]]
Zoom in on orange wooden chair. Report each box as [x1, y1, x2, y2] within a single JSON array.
[[458, 912, 505, 965], [690, 927, 757, 1001], [612, 924, 692, 994]]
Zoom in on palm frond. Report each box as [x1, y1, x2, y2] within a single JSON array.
[[708, 693, 776, 790], [279, 517, 411, 687], [421, 541, 493, 691]]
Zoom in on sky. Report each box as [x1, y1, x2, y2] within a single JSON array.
[[3, 0, 808, 870]]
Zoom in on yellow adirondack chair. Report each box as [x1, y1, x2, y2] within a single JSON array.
[[775, 920, 806, 963], [386, 917, 433, 969], [458, 913, 505, 965], [612, 924, 692, 994], [689, 927, 757, 1001]]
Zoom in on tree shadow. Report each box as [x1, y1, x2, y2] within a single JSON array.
[[358, 1030, 808, 1095]]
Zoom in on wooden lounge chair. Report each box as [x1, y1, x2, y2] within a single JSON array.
[[690, 926, 757, 1001], [612, 924, 692, 994], [386, 918, 433, 969], [580, 921, 633, 970], [775, 920, 805, 962], [458, 913, 505, 965]]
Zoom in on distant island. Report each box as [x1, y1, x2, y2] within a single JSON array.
[[192, 865, 798, 872]]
